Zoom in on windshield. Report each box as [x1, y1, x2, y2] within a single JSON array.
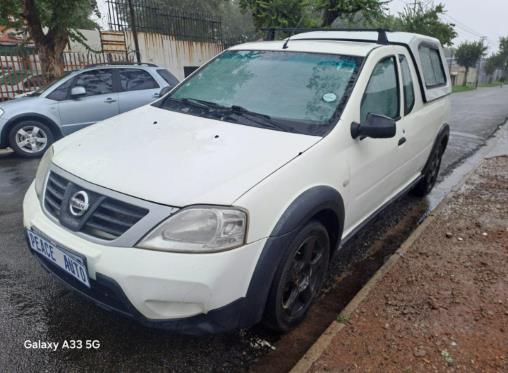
[[157, 50, 362, 136]]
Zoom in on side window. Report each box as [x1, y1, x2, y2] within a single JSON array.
[[119, 68, 159, 91], [46, 78, 73, 101], [418, 45, 446, 87], [74, 69, 113, 96], [399, 55, 415, 115], [156, 69, 179, 87], [361, 56, 399, 124]]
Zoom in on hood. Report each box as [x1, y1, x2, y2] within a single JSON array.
[[53, 105, 321, 206]]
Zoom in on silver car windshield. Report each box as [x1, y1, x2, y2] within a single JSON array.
[[158, 50, 362, 136]]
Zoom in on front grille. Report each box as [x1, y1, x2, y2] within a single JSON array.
[[44, 172, 148, 240], [44, 172, 69, 217]]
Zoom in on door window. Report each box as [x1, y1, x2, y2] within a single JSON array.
[[74, 69, 113, 96], [418, 45, 446, 87], [361, 56, 399, 124], [118, 68, 159, 91], [399, 55, 415, 115]]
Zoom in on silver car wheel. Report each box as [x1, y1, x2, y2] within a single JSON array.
[[15, 126, 48, 153]]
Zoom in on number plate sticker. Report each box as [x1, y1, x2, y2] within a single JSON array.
[[27, 229, 90, 288]]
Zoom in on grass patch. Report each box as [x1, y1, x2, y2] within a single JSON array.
[[452, 85, 475, 93], [479, 81, 504, 88], [336, 314, 349, 324]]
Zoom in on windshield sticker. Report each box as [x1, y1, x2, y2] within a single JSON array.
[[322, 93, 337, 103]]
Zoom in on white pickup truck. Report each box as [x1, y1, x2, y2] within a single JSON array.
[[23, 30, 450, 334]]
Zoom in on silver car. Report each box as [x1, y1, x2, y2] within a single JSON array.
[[0, 63, 178, 157]]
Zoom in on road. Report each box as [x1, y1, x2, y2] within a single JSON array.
[[1, 86, 507, 372]]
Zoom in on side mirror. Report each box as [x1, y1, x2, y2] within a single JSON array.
[[158, 86, 172, 97], [70, 86, 86, 98], [351, 113, 396, 139]]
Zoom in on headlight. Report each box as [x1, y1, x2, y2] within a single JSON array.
[[34, 146, 54, 200], [137, 206, 247, 253]]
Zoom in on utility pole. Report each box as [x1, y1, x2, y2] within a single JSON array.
[[475, 36, 487, 88], [127, 0, 141, 64]]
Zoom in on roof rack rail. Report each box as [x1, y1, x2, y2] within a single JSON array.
[[84, 62, 159, 68], [263, 28, 389, 45]]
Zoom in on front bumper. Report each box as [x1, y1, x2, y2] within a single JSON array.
[[23, 182, 267, 333]]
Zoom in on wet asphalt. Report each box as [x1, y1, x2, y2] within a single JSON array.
[[1, 86, 507, 372]]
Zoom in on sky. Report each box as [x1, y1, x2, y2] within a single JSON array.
[[387, 0, 506, 53]]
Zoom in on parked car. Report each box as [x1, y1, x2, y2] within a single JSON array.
[[23, 30, 450, 334], [0, 63, 179, 157]]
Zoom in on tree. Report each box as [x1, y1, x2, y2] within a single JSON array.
[[455, 41, 487, 86], [0, 0, 99, 80], [395, 1, 456, 47], [315, 0, 389, 27], [484, 54, 502, 80], [239, 0, 317, 31]]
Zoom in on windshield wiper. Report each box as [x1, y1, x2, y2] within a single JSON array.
[[224, 105, 291, 132]]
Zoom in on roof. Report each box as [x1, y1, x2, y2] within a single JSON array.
[[229, 39, 380, 57]]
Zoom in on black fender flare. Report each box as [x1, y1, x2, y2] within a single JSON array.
[[1, 113, 63, 147], [237, 186, 345, 328], [422, 123, 449, 174]]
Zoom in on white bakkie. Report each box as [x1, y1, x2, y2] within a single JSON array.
[[23, 30, 451, 334]]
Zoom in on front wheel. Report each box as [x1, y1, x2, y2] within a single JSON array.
[[263, 220, 330, 332], [8, 120, 54, 158], [411, 143, 444, 197]]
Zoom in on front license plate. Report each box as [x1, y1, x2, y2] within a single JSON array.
[[27, 229, 90, 288]]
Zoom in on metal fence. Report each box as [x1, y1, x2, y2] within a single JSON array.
[[0, 50, 131, 101], [106, 0, 222, 43]]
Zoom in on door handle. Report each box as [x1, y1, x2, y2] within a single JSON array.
[[398, 137, 406, 146], [153, 93, 160, 98], [104, 97, 116, 103]]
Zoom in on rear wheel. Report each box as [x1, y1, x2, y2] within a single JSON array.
[[8, 120, 54, 158], [263, 220, 330, 332], [411, 143, 444, 197]]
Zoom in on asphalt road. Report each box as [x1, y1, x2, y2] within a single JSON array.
[[1, 86, 507, 372]]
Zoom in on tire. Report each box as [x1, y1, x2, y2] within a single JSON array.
[[263, 220, 330, 333], [8, 120, 54, 158], [411, 142, 444, 197]]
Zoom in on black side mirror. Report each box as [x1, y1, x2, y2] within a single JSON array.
[[159, 86, 171, 97], [351, 113, 396, 139]]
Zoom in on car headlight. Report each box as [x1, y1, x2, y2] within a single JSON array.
[[34, 146, 54, 200], [137, 206, 247, 253]]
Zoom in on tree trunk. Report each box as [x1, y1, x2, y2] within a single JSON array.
[[463, 66, 469, 86], [321, 9, 341, 27], [37, 41, 66, 83], [23, 0, 67, 84]]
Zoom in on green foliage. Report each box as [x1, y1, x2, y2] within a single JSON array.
[[484, 53, 503, 76], [393, 1, 456, 47], [315, 0, 389, 27], [455, 41, 487, 69], [239, 0, 318, 30]]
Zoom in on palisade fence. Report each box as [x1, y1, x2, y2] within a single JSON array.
[[0, 49, 131, 101], [106, 0, 223, 43]]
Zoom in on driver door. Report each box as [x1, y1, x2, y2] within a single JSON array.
[[347, 55, 404, 228], [57, 69, 119, 135]]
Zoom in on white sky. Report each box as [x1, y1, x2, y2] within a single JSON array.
[[388, 0, 506, 53]]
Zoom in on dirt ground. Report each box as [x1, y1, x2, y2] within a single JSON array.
[[308, 156, 508, 373]]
